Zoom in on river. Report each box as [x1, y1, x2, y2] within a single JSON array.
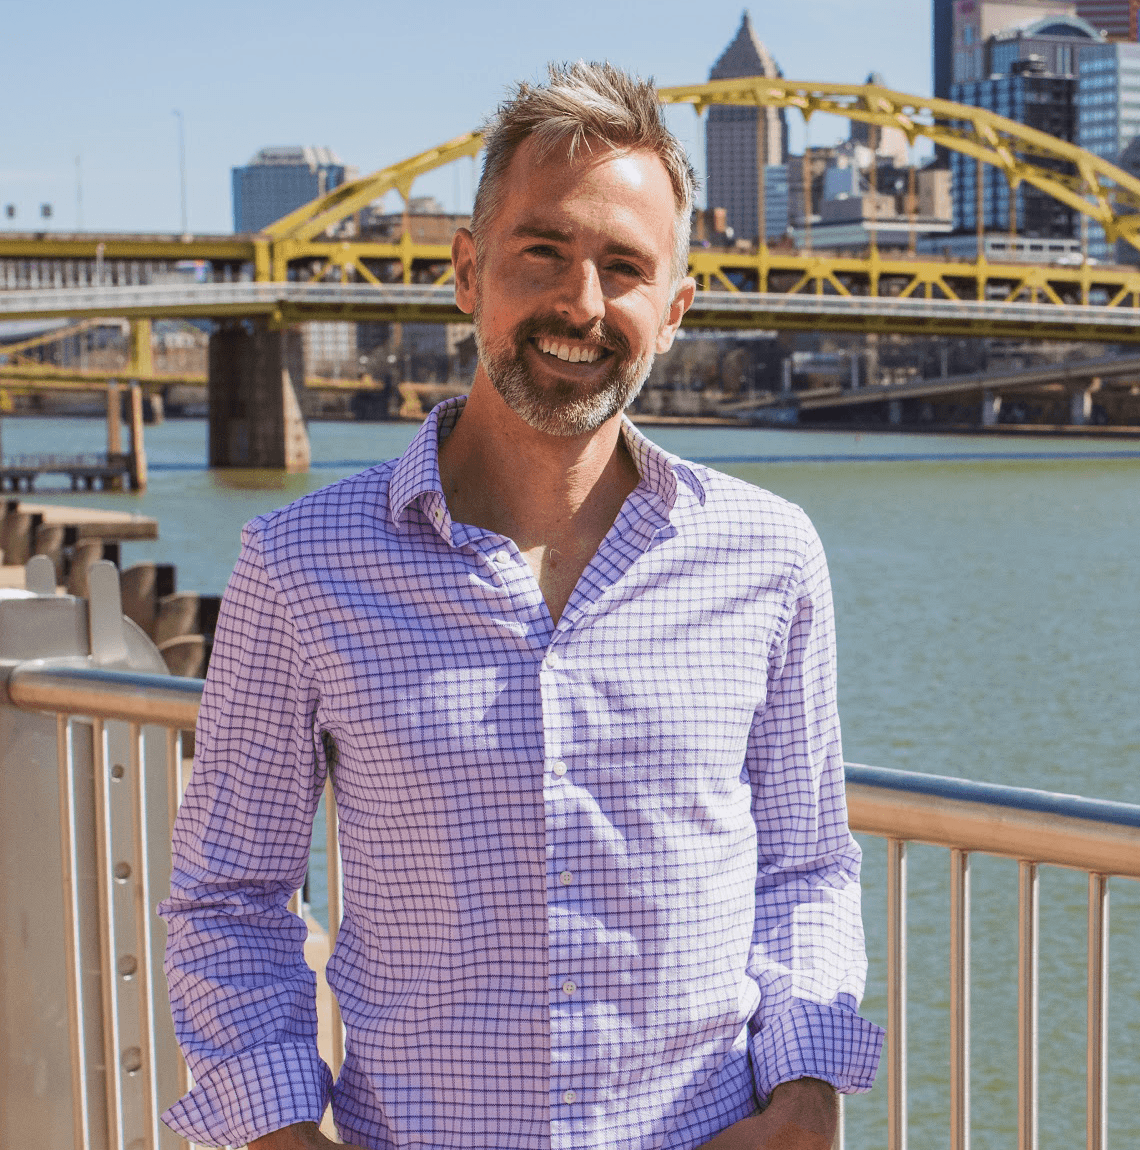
[[9, 415, 1140, 1148]]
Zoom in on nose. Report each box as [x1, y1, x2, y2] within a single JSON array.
[[556, 260, 605, 328]]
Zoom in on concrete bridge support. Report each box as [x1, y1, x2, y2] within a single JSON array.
[[207, 321, 311, 470]]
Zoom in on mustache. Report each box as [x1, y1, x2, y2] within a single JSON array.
[[513, 314, 631, 358]]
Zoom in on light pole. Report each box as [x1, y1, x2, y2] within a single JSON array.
[[173, 109, 188, 236]]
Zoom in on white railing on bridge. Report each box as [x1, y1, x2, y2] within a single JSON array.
[[3, 661, 1138, 1150]]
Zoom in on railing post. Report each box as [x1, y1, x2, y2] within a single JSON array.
[[91, 718, 126, 1149], [128, 721, 162, 1149], [887, 838, 907, 1150], [1086, 874, 1109, 1150], [950, 849, 970, 1150], [55, 715, 92, 1150], [1018, 860, 1039, 1150]]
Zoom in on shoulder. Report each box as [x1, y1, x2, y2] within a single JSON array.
[[241, 461, 398, 587], [675, 460, 822, 573]]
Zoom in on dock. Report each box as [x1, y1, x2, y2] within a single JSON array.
[[0, 451, 140, 492], [0, 499, 158, 590], [0, 378, 148, 491]]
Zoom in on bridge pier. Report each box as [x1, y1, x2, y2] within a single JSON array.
[[207, 321, 310, 471]]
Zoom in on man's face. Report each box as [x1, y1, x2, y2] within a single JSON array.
[[455, 137, 694, 437]]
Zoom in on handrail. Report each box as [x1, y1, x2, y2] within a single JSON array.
[[846, 763, 1140, 879], [7, 663, 1140, 871], [5, 663, 203, 729]]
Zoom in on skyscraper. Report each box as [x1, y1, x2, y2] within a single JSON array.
[[952, 58, 1080, 238], [951, 1, 1077, 83], [950, 12, 1104, 248], [934, 0, 956, 99], [232, 146, 350, 234], [1075, 0, 1140, 39], [1077, 39, 1140, 257], [704, 11, 788, 241]]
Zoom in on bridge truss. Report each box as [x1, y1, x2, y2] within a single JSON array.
[[6, 80, 1140, 339]]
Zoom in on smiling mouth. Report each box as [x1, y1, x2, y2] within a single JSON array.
[[532, 336, 611, 365]]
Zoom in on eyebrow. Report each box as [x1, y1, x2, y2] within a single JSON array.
[[511, 224, 573, 244], [510, 224, 656, 265]]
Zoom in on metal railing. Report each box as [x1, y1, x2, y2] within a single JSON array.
[[7, 281, 1140, 342], [6, 661, 1139, 1150]]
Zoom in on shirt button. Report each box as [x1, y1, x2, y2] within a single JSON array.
[[559, 870, 574, 886], [493, 550, 509, 567], [552, 761, 567, 777], [562, 979, 577, 995], [562, 1089, 577, 1105], [545, 650, 559, 668]]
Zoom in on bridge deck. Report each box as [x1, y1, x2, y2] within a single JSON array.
[[4, 283, 1140, 343]]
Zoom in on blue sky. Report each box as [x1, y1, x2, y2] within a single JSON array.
[[1, 1, 931, 234]]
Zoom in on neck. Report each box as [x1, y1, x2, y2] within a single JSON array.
[[437, 368, 639, 549]]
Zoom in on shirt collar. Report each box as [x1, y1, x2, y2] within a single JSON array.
[[387, 395, 465, 532], [618, 414, 706, 514], [387, 395, 706, 534]]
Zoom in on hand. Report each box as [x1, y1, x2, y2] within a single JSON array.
[[249, 1120, 367, 1150], [695, 1078, 838, 1150]]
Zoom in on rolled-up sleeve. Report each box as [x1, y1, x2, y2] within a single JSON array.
[[159, 521, 332, 1147], [745, 519, 884, 1101]]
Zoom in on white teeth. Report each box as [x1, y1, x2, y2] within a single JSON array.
[[535, 338, 601, 364]]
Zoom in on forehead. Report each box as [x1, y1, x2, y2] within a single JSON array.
[[494, 136, 677, 253]]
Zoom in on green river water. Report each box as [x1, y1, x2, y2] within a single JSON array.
[[10, 416, 1140, 1149]]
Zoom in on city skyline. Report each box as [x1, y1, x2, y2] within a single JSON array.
[[1, 0, 929, 235]]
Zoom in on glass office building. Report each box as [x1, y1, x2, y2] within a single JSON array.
[[232, 146, 349, 234], [1077, 41, 1140, 257], [952, 62, 1078, 238]]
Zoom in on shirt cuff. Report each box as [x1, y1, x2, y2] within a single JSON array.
[[750, 1001, 884, 1102], [161, 1043, 333, 1147]]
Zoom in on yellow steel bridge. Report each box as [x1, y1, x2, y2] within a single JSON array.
[[5, 78, 1140, 344]]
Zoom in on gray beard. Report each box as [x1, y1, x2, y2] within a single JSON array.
[[473, 304, 654, 437]]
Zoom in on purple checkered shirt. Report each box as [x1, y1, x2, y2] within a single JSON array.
[[160, 397, 883, 1150]]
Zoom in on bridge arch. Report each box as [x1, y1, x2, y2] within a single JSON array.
[[260, 78, 1140, 283]]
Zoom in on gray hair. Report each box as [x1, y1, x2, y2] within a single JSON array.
[[471, 61, 697, 282]]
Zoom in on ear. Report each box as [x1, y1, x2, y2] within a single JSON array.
[[452, 228, 478, 315], [655, 276, 697, 354]]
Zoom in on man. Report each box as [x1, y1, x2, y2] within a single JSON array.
[[161, 62, 882, 1150]]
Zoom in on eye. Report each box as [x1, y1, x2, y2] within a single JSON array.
[[524, 243, 561, 259], [607, 260, 644, 278]]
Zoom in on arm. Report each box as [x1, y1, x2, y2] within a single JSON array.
[[699, 1079, 838, 1150], [250, 1121, 365, 1150], [743, 521, 883, 1105], [159, 523, 333, 1147]]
